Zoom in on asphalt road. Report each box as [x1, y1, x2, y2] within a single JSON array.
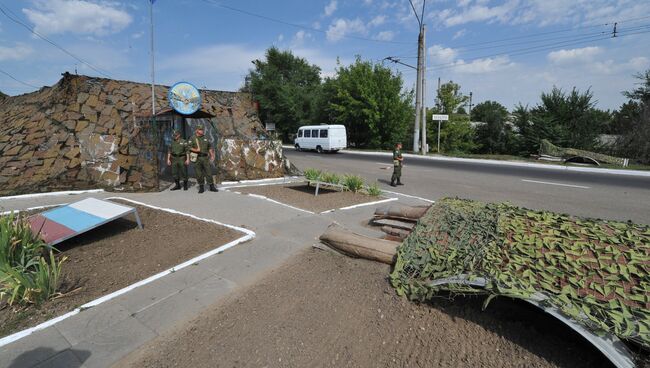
[[285, 149, 650, 224]]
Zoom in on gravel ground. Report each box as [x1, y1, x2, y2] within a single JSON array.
[[118, 248, 614, 368]]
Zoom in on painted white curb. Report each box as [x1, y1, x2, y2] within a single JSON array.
[[381, 190, 435, 204], [219, 176, 301, 186], [244, 193, 315, 215], [0, 189, 105, 201], [0, 197, 255, 348], [320, 197, 398, 214], [0, 204, 64, 216]]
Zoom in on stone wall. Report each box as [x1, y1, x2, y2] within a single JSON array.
[[0, 73, 281, 196], [217, 139, 284, 181]]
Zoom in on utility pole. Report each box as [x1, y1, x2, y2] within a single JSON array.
[[149, 0, 156, 119], [469, 91, 473, 114], [420, 25, 427, 155], [409, 0, 426, 154]]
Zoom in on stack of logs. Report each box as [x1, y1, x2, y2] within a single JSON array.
[[319, 204, 430, 265]]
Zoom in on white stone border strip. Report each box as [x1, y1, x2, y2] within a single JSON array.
[[244, 193, 315, 215], [381, 190, 435, 204], [320, 197, 399, 214], [0, 189, 105, 201], [219, 176, 301, 187], [336, 150, 650, 177], [0, 204, 64, 216], [0, 196, 255, 348]]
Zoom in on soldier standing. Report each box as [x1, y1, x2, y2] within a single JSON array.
[[391, 142, 404, 187], [167, 130, 189, 191], [188, 124, 218, 193]]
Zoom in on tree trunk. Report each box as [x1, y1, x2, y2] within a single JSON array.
[[374, 205, 429, 222], [319, 223, 400, 264]]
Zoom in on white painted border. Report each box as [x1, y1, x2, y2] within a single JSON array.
[[0, 204, 64, 216], [381, 190, 435, 204], [0, 197, 255, 348], [219, 176, 301, 186], [0, 189, 105, 201], [320, 197, 398, 214], [245, 193, 315, 215]]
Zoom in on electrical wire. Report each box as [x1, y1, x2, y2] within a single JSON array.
[[0, 2, 113, 78], [0, 68, 39, 89], [199, 0, 411, 45]]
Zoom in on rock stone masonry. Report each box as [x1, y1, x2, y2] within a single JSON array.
[[217, 139, 284, 181], [0, 73, 282, 196]]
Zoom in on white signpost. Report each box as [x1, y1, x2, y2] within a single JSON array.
[[432, 114, 449, 153]]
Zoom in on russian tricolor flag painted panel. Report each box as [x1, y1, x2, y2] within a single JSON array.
[[28, 198, 137, 246]]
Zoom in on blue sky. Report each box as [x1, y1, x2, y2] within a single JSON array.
[[1, 0, 649, 111]]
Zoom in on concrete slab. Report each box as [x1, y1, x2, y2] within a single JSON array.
[[0, 327, 71, 368], [71, 317, 156, 368], [111, 277, 179, 315], [132, 289, 206, 335], [157, 260, 220, 291], [183, 275, 237, 308], [54, 302, 131, 346], [33, 349, 90, 368]]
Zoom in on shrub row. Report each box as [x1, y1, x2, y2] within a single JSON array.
[[303, 168, 382, 196]]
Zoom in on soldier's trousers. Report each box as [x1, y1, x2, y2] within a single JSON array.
[[194, 156, 213, 185], [171, 157, 188, 181], [391, 164, 402, 183]]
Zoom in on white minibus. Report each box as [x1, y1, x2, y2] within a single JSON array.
[[294, 125, 347, 153]]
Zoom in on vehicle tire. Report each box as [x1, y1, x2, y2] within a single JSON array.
[[316, 146, 323, 153], [331, 150, 339, 153], [295, 144, 301, 151]]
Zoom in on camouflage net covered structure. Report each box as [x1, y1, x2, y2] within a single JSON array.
[[391, 198, 650, 349], [539, 139, 628, 166]]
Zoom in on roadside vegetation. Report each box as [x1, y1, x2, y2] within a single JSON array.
[[303, 168, 382, 196], [0, 213, 65, 306], [244, 47, 650, 166]]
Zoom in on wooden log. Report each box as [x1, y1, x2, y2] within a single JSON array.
[[374, 205, 429, 221], [319, 223, 399, 264], [370, 218, 415, 231], [380, 226, 411, 240]]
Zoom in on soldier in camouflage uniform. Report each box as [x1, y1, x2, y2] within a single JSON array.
[[188, 124, 218, 193], [166, 130, 189, 191], [390, 142, 404, 187]]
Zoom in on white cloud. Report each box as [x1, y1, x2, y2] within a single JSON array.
[[547, 46, 602, 64], [0, 43, 34, 61], [375, 31, 395, 41], [131, 31, 144, 39], [452, 29, 467, 39], [326, 18, 367, 42], [428, 44, 458, 64], [23, 0, 132, 36], [324, 0, 338, 17], [451, 56, 514, 74], [441, 1, 518, 27], [291, 30, 312, 47], [369, 15, 386, 27]]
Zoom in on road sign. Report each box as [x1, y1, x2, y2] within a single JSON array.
[[432, 114, 449, 121]]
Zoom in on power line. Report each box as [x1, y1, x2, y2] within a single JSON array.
[[198, 0, 412, 45], [0, 2, 113, 78], [0, 68, 39, 89]]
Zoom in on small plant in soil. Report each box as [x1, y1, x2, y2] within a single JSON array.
[[0, 213, 66, 306], [303, 168, 322, 181], [343, 174, 365, 192], [365, 182, 382, 196], [321, 172, 342, 185]]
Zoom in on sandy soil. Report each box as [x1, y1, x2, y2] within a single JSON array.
[[0, 201, 242, 338], [119, 248, 614, 368], [236, 183, 385, 213]]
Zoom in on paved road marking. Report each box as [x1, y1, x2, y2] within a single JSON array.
[[522, 179, 590, 189]]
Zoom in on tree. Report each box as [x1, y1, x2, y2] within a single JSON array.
[[427, 110, 476, 154], [471, 101, 514, 154], [609, 101, 640, 134], [615, 69, 650, 164], [437, 81, 469, 114], [327, 57, 414, 149], [243, 47, 322, 141]]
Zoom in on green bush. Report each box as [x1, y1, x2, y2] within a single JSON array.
[[365, 182, 382, 196], [0, 213, 65, 306], [320, 172, 342, 185], [303, 168, 322, 181], [342, 174, 365, 192]]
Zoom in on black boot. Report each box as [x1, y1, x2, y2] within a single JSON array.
[[170, 180, 181, 191], [183, 180, 188, 191], [198, 185, 205, 194], [397, 180, 404, 186], [209, 184, 218, 192], [390, 179, 397, 187]]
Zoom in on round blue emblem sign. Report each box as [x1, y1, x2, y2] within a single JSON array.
[[168, 82, 201, 115]]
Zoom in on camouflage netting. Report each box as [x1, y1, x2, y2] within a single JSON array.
[[539, 139, 628, 166], [391, 198, 650, 348]]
